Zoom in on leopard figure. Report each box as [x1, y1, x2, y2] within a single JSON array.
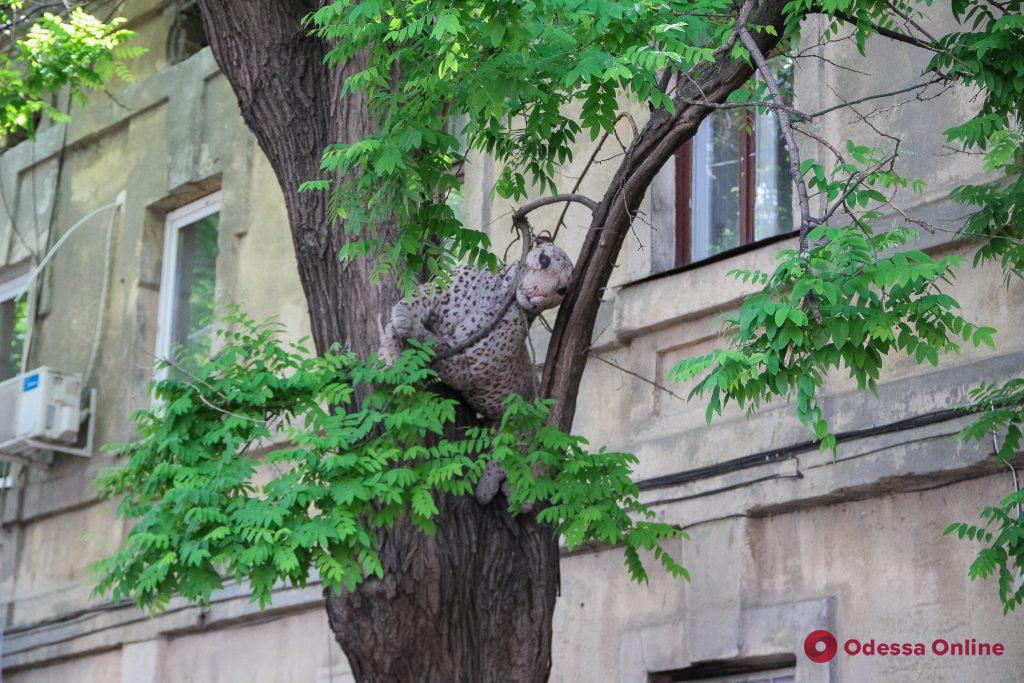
[[379, 238, 574, 507]]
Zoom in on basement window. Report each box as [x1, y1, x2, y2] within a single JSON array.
[[650, 655, 796, 683], [0, 270, 29, 382], [155, 193, 221, 379]]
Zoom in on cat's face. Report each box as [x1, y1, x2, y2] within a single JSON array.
[[516, 240, 574, 314]]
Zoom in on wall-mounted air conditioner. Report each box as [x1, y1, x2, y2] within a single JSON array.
[[0, 367, 95, 464]]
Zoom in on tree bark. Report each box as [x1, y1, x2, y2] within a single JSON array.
[[196, 2, 559, 681], [324, 393, 559, 683]]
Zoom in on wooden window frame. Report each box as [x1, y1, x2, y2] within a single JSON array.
[[675, 111, 758, 267]]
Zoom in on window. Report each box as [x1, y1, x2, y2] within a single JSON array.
[[678, 670, 793, 683], [446, 112, 470, 224], [674, 61, 794, 266], [650, 657, 796, 683], [167, 0, 209, 65], [0, 270, 29, 382], [155, 193, 221, 379]]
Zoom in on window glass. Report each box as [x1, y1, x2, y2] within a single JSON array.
[[167, 1, 209, 65], [691, 109, 744, 260], [168, 213, 219, 373], [670, 58, 794, 270], [753, 61, 794, 240], [446, 112, 469, 224], [0, 285, 27, 382], [156, 195, 221, 382]]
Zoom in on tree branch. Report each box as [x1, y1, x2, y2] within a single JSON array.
[[512, 193, 599, 222], [807, 77, 946, 119], [826, 9, 938, 52], [738, 23, 813, 254], [540, 0, 791, 430], [676, 97, 807, 118], [588, 351, 688, 403], [553, 115, 636, 241]]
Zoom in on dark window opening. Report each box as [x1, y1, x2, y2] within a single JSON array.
[[650, 654, 797, 683], [0, 287, 27, 382], [167, 1, 208, 65], [1, 111, 42, 153]]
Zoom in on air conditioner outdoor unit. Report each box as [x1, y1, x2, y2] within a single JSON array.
[[0, 367, 93, 463]]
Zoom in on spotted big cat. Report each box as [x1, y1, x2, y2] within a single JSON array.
[[379, 237, 574, 506]]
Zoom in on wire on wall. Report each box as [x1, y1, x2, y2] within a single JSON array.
[[83, 198, 122, 389], [18, 198, 124, 374]]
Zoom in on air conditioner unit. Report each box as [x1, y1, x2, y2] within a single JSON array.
[[0, 367, 91, 462]]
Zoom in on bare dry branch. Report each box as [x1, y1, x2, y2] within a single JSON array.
[[512, 193, 599, 222], [738, 23, 812, 253], [676, 97, 807, 118], [552, 114, 641, 241], [588, 351, 688, 403], [808, 77, 946, 119]]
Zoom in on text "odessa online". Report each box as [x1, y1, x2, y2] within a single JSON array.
[[844, 638, 1005, 657]]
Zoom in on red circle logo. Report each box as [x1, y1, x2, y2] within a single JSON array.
[[804, 629, 838, 663]]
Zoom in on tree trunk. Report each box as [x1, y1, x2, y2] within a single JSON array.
[[196, 2, 559, 680], [325, 393, 560, 683]]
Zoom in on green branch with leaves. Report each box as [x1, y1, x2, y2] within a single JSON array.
[[93, 312, 686, 610], [1, 2, 141, 138]]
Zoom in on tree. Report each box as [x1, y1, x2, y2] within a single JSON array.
[[63, 0, 1024, 680], [146, 1, 787, 679], [0, 1, 137, 138]]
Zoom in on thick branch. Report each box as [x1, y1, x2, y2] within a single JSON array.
[[540, 0, 791, 430], [197, 0, 398, 358], [512, 193, 599, 221]]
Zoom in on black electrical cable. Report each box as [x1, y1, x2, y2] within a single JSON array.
[[635, 406, 972, 492]]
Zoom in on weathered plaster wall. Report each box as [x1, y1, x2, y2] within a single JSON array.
[[1, 4, 315, 678]]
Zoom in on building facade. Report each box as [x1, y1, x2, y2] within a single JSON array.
[[1, 2, 1021, 681]]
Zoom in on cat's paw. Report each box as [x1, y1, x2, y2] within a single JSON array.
[[475, 461, 505, 505]]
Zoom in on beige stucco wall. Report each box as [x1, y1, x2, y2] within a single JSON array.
[[1, 3, 1021, 682]]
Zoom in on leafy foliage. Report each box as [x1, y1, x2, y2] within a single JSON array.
[[949, 380, 1024, 613], [305, 0, 750, 285], [0, 4, 141, 137], [667, 0, 1024, 611], [953, 131, 1024, 281], [94, 312, 686, 610], [75, 0, 1024, 618], [671, 223, 993, 451]]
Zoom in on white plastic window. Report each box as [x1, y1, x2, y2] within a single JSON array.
[[154, 193, 221, 380]]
